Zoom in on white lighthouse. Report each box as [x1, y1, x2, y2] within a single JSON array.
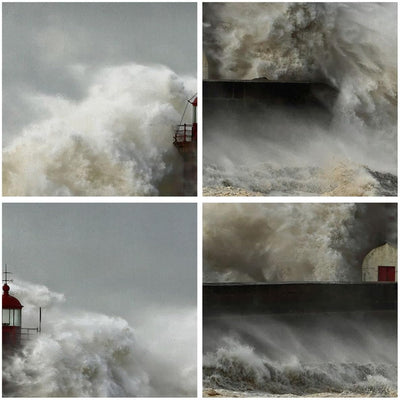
[[362, 243, 397, 282]]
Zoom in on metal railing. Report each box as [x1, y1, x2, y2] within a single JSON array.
[[174, 124, 193, 143], [20, 327, 39, 343]]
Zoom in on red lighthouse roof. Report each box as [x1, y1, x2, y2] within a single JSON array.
[[2, 284, 23, 309]]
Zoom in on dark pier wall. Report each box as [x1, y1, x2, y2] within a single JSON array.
[[203, 80, 337, 109], [203, 283, 397, 317]]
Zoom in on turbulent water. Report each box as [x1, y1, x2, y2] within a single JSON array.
[[204, 203, 397, 283], [203, 203, 397, 396], [203, 3, 397, 196], [3, 280, 196, 397], [203, 312, 397, 397], [3, 64, 196, 196]]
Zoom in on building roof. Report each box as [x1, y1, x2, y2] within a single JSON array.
[[2, 284, 23, 309]]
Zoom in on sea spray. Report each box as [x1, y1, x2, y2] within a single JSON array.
[[203, 203, 397, 283], [203, 202, 397, 396], [203, 3, 397, 196], [3, 280, 196, 397], [3, 64, 196, 196], [203, 313, 397, 396]]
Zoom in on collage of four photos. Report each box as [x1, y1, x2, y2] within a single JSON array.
[[2, 2, 398, 398]]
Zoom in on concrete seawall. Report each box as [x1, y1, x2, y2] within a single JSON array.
[[203, 282, 397, 316], [203, 80, 337, 109]]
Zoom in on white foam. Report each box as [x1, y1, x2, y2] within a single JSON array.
[[203, 3, 397, 195], [3, 280, 196, 396], [3, 64, 196, 196]]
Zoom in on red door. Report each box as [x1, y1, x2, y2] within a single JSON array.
[[378, 266, 396, 282]]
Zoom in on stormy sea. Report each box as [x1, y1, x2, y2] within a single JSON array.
[[3, 64, 195, 196], [203, 312, 397, 397], [203, 3, 397, 196], [2, 280, 196, 397], [203, 203, 397, 397]]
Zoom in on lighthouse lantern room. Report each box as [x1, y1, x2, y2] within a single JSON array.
[[2, 268, 23, 348]]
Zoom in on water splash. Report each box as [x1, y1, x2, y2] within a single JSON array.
[[203, 3, 397, 196], [3, 64, 196, 196], [203, 313, 397, 396], [3, 280, 196, 397], [203, 203, 396, 283]]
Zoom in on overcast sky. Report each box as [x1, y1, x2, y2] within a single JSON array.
[[3, 203, 197, 325], [3, 3, 197, 142]]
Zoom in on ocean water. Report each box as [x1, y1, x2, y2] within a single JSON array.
[[203, 203, 397, 396], [203, 312, 397, 397], [3, 280, 196, 397], [203, 3, 397, 196], [3, 64, 196, 196]]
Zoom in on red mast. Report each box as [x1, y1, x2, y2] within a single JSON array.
[[173, 96, 197, 195]]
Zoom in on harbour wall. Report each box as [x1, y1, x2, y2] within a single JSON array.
[[203, 80, 337, 109], [203, 282, 397, 316]]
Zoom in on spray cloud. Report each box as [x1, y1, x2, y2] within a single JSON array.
[[3, 280, 196, 397], [3, 64, 195, 196], [203, 203, 397, 282], [203, 3, 397, 195]]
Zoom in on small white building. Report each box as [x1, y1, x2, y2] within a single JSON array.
[[362, 243, 397, 282]]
